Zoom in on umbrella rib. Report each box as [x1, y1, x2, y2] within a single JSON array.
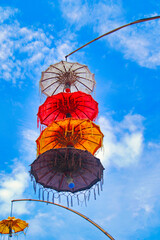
[[73, 119, 88, 130], [1, 224, 8, 234], [50, 65, 64, 73], [62, 61, 67, 72], [42, 81, 60, 92], [59, 174, 65, 189], [76, 107, 90, 119], [78, 76, 95, 82], [73, 110, 80, 119], [76, 79, 93, 91], [77, 104, 96, 111], [81, 166, 97, 177], [54, 110, 63, 121], [45, 171, 57, 185], [41, 77, 59, 82], [72, 82, 79, 91], [77, 142, 88, 151], [38, 169, 55, 181], [51, 83, 61, 95], [81, 138, 100, 145], [78, 173, 88, 185], [41, 141, 59, 151], [41, 109, 60, 122], [68, 62, 74, 71], [12, 223, 24, 232], [72, 66, 86, 72], [42, 72, 61, 75], [49, 120, 67, 131]]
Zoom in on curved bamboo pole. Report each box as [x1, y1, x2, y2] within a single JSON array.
[[65, 15, 160, 60], [11, 199, 115, 240]]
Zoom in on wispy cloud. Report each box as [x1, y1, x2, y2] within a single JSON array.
[[0, 6, 76, 84], [0, 160, 29, 216], [97, 113, 144, 167], [59, 0, 160, 68]]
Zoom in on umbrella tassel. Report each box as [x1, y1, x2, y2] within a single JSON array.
[[33, 180, 36, 194], [58, 194, 61, 203], [47, 191, 50, 202], [97, 183, 100, 195], [72, 124, 74, 136], [67, 196, 69, 207], [88, 190, 91, 201], [71, 196, 73, 207], [38, 188, 41, 200], [77, 195, 80, 206], [84, 194, 87, 207], [52, 193, 54, 203], [42, 190, 45, 201], [100, 179, 103, 191], [94, 188, 96, 200]]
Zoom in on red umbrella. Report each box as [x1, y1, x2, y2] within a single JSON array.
[[37, 91, 98, 126]]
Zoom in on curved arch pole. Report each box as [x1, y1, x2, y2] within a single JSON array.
[[11, 199, 115, 240], [65, 15, 160, 60]]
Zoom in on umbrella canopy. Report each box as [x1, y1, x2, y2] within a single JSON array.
[[30, 148, 104, 193], [36, 118, 104, 155], [39, 61, 96, 96], [0, 217, 28, 235], [37, 91, 99, 126]]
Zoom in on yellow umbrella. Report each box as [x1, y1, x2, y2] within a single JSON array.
[[0, 217, 28, 236], [36, 118, 104, 155]]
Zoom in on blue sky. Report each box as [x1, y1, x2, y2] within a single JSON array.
[[0, 0, 160, 239]]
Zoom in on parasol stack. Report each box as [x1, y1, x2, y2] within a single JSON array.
[[30, 61, 104, 206]]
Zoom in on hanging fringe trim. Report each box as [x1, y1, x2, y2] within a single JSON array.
[[31, 176, 104, 207]]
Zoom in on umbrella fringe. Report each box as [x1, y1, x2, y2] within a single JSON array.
[[71, 196, 73, 207], [100, 178, 103, 191], [52, 193, 54, 203], [88, 190, 91, 201], [38, 188, 41, 200], [77, 195, 80, 206], [58, 194, 61, 204], [67, 196, 69, 207], [33, 180, 36, 194], [47, 191, 50, 202], [84, 194, 87, 207], [97, 183, 100, 195], [94, 188, 96, 200], [42, 190, 45, 201]]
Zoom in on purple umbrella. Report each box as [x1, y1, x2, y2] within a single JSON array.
[[30, 148, 104, 205]]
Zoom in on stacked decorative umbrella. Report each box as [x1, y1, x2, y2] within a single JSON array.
[[30, 61, 104, 206]]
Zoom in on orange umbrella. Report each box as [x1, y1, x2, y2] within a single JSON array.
[[0, 217, 28, 236], [36, 118, 103, 155]]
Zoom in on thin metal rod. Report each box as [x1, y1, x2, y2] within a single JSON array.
[[65, 15, 160, 60], [11, 199, 115, 240], [10, 201, 13, 217]]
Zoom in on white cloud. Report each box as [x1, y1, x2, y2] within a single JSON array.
[[21, 129, 39, 163], [0, 7, 76, 84], [0, 6, 18, 23], [0, 160, 29, 216], [60, 0, 160, 68], [97, 113, 144, 167]]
